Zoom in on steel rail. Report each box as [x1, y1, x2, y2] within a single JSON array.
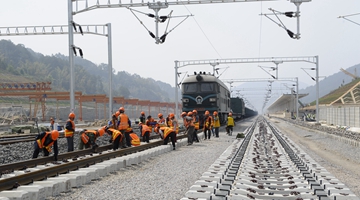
[[0, 134, 187, 191]]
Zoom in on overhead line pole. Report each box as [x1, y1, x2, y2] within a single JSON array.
[[68, 0, 75, 113]]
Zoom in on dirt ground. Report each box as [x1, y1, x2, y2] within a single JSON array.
[[271, 118, 360, 197]]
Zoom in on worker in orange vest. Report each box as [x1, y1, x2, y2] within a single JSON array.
[[139, 111, 146, 124], [127, 128, 140, 146], [203, 110, 213, 140], [184, 112, 195, 145], [192, 110, 200, 143], [118, 107, 131, 148], [139, 122, 151, 143], [79, 127, 106, 152], [106, 127, 124, 150], [32, 130, 59, 161], [65, 113, 76, 152], [159, 126, 177, 150]]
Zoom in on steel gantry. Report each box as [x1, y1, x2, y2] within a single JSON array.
[[68, 0, 311, 118], [175, 56, 319, 122], [0, 23, 114, 118]]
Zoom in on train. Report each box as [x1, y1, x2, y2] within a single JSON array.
[[181, 72, 257, 127]]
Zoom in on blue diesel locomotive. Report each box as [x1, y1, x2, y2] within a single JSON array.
[[181, 72, 231, 125]]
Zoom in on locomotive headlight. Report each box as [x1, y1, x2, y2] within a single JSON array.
[[209, 98, 217, 102], [182, 98, 189, 103]]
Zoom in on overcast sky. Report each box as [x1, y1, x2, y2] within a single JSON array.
[[1, 0, 359, 111]]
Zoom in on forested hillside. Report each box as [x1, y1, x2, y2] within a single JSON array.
[[0, 40, 176, 102]]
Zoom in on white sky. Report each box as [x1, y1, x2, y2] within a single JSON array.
[[1, 0, 359, 111]]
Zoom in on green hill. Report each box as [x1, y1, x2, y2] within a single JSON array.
[[0, 40, 176, 102]]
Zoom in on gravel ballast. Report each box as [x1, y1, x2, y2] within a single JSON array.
[[2, 117, 359, 199]]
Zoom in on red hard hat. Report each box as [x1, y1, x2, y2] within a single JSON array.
[[187, 112, 193, 116], [119, 107, 125, 112], [169, 113, 175, 118], [193, 110, 197, 114], [115, 111, 120, 117], [51, 130, 59, 140], [69, 113, 75, 119], [141, 111, 145, 115], [158, 113, 163, 118], [181, 112, 187, 117]]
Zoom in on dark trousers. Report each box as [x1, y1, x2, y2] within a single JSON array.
[[66, 136, 74, 152], [143, 132, 150, 143], [226, 126, 233, 135], [32, 141, 50, 158], [204, 129, 211, 139], [186, 126, 195, 144], [193, 129, 199, 142], [113, 135, 121, 150], [214, 127, 219, 137], [121, 130, 131, 147], [164, 132, 176, 148]]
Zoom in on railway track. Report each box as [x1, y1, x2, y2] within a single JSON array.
[[0, 132, 187, 192], [183, 117, 359, 200]]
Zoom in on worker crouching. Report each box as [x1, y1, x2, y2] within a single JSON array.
[[32, 130, 59, 161], [106, 127, 125, 150], [79, 127, 105, 152], [159, 126, 176, 150], [139, 122, 151, 143]]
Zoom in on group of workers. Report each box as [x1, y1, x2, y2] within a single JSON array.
[[32, 108, 235, 161]]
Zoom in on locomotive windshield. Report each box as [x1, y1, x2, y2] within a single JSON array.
[[200, 83, 215, 92], [183, 83, 197, 93], [183, 83, 217, 93]]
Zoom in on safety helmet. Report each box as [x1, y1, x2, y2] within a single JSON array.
[[187, 112, 193, 116], [69, 113, 75, 119], [181, 112, 187, 117], [193, 110, 197, 114], [169, 113, 175, 118], [115, 111, 120, 117], [213, 111, 218, 115], [51, 130, 59, 140], [158, 113, 163, 118], [141, 111, 145, 115], [229, 113, 233, 116], [98, 128, 105, 136], [119, 107, 125, 112], [205, 110, 210, 115]]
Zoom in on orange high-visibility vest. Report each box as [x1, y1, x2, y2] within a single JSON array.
[[161, 127, 174, 139], [141, 125, 151, 137], [65, 120, 75, 137], [170, 119, 179, 134], [81, 130, 96, 144], [193, 116, 199, 130], [36, 132, 55, 152], [108, 128, 123, 141], [130, 133, 140, 146], [118, 114, 129, 130]]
